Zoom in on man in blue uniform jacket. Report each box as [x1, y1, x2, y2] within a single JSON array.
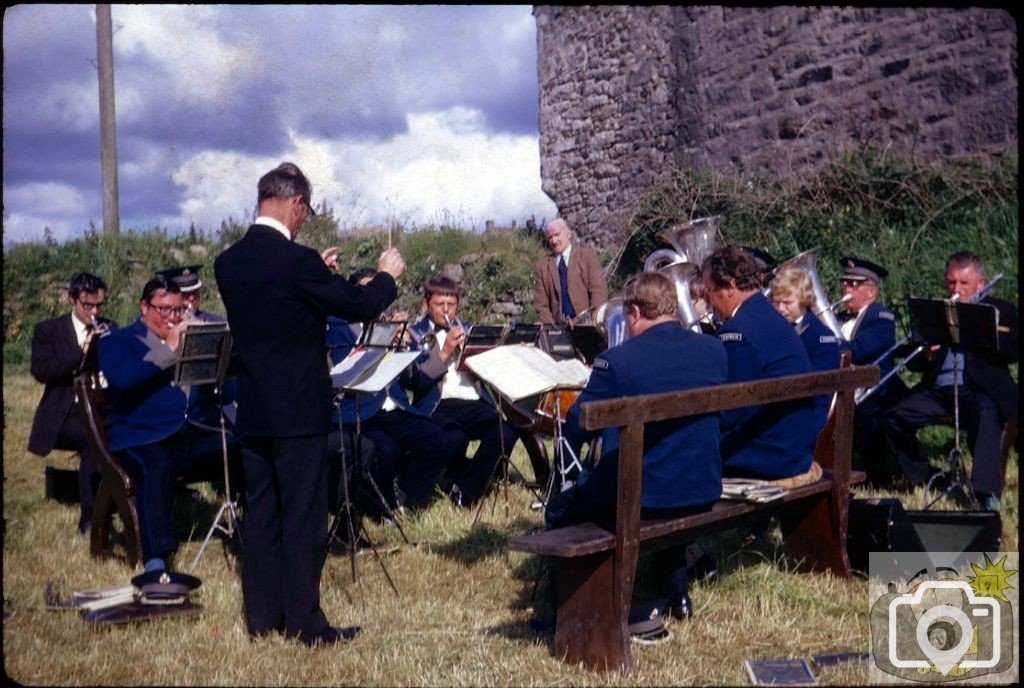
[[702, 245, 815, 478], [548, 271, 728, 620], [836, 257, 906, 480], [98, 276, 237, 574]]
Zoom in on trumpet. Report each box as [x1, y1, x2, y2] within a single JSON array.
[[77, 314, 110, 373]]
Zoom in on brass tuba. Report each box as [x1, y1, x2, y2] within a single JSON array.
[[766, 247, 845, 340], [642, 216, 720, 332], [594, 296, 628, 348]]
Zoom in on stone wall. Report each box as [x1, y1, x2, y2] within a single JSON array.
[[534, 6, 1018, 250]]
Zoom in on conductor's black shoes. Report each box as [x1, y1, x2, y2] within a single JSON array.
[[305, 625, 362, 647], [664, 593, 693, 620]]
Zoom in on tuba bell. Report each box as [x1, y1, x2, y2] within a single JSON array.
[[642, 216, 720, 333], [766, 247, 845, 340], [594, 296, 628, 348]]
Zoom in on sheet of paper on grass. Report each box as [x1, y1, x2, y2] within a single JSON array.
[[465, 344, 590, 401]]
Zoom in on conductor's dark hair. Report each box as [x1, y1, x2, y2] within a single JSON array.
[[257, 162, 313, 206], [69, 272, 107, 300], [140, 276, 182, 304], [701, 244, 763, 292], [349, 267, 378, 286], [423, 276, 461, 301]]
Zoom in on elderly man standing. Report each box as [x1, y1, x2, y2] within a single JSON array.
[[533, 218, 608, 324], [216, 162, 404, 648], [878, 251, 1017, 509]]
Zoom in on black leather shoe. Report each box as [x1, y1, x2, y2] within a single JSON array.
[[664, 593, 693, 620], [305, 625, 362, 647]]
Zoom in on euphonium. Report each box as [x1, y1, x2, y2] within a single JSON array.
[[642, 215, 722, 272], [658, 261, 703, 332], [594, 297, 628, 348], [767, 247, 845, 340]]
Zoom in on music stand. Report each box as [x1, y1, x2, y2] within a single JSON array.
[[326, 345, 421, 595], [907, 297, 999, 510], [175, 322, 238, 575]]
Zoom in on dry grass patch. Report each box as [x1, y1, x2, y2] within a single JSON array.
[[3, 370, 1017, 685]]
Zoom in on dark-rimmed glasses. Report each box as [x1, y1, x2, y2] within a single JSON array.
[[840, 279, 866, 289], [77, 298, 106, 311], [147, 303, 187, 317]]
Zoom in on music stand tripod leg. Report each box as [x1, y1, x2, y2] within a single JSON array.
[[188, 387, 240, 576]]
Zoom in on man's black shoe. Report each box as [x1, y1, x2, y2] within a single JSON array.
[[664, 593, 693, 620], [77, 519, 92, 536], [304, 625, 362, 647], [528, 617, 555, 636]]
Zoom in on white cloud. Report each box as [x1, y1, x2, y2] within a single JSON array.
[[2, 182, 97, 244], [168, 106, 556, 233]]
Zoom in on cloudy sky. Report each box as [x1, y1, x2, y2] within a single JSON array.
[[2, 5, 557, 246]]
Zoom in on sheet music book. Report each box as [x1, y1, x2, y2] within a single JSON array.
[[330, 348, 421, 393], [721, 478, 787, 503], [907, 297, 1000, 354], [465, 344, 590, 401]]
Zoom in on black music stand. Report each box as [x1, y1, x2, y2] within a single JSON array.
[[906, 297, 999, 510], [175, 322, 238, 574], [326, 345, 421, 596]]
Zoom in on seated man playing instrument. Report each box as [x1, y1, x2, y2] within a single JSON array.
[[98, 277, 240, 575], [405, 276, 519, 507], [547, 271, 728, 620], [702, 245, 816, 478]]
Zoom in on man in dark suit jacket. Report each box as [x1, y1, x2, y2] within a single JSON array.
[[28, 271, 115, 533], [533, 218, 609, 324], [215, 162, 405, 648], [702, 246, 816, 479], [547, 271, 727, 620], [878, 251, 1018, 510]]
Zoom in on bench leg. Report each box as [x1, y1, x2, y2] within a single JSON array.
[[553, 552, 631, 672], [779, 491, 851, 578]]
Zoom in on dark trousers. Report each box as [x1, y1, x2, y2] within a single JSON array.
[[431, 398, 518, 504], [49, 410, 101, 526], [546, 487, 713, 599], [878, 385, 1005, 496], [120, 423, 228, 561], [363, 410, 460, 508], [239, 434, 331, 643]]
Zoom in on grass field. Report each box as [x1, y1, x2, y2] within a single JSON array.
[[2, 369, 1017, 686]]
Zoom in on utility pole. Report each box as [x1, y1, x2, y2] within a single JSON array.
[[96, 4, 120, 234]]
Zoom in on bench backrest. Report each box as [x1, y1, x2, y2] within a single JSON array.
[[574, 353, 878, 648]]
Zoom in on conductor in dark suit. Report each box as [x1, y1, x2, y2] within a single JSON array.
[[533, 218, 609, 324], [28, 271, 115, 534], [215, 162, 405, 647], [878, 251, 1018, 509]]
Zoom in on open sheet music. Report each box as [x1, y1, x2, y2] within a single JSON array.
[[330, 348, 421, 393], [465, 344, 590, 401]]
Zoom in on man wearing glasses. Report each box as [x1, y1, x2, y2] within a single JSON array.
[[97, 276, 238, 576], [836, 257, 906, 481], [215, 163, 404, 648], [28, 272, 116, 534]]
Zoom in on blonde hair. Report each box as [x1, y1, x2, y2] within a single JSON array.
[[769, 266, 815, 310]]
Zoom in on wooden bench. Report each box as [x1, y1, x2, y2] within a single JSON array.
[[74, 371, 144, 568], [509, 356, 879, 672]]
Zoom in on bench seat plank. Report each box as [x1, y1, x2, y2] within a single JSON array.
[[509, 469, 867, 558]]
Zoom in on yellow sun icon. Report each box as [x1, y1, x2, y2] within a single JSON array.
[[966, 554, 1018, 602]]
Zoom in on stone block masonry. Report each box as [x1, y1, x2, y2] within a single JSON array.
[[534, 6, 1017, 251]]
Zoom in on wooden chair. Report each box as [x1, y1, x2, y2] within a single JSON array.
[[74, 371, 143, 567]]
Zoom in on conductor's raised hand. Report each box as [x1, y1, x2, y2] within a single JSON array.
[[378, 248, 405, 280], [320, 247, 340, 272]]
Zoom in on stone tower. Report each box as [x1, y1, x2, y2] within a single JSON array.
[[534, 6, 1018, 249]]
